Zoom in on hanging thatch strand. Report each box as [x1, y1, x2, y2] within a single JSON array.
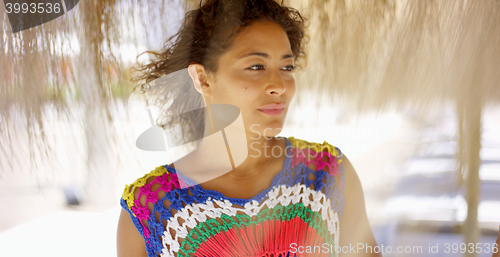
[[0, 0, 192, 173], [287, 0, 500, 112]]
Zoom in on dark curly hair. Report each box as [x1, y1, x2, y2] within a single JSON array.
[[132, 0, 307, 145]]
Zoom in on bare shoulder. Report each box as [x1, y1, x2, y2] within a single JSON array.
[[341, 155, 362, 200], [339, 154, 368, 222], [339, 154, 382, 256], [117, 209, 147, 257]]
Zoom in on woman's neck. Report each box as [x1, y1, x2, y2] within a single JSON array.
[[226, 133, 285, 179], [171, 132, 286, 185]]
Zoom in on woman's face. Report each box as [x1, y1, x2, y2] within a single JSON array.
[[205, 20, 296, 139]]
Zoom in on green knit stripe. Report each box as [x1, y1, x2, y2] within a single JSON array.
[[178, 203, 333, 256]]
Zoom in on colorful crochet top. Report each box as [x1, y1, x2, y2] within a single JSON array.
[[120, 137, 346, 257]]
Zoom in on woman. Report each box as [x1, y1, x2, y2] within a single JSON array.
[[116, 0, 474, 256]]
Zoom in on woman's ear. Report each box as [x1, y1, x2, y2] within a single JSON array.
[[187, 63, 211, 96]]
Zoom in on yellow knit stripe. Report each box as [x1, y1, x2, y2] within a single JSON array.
[[288, 137, 342, 165], [122, 165, 169, 210]]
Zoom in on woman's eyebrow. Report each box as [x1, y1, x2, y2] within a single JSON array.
[[239, 52, 295, 60]]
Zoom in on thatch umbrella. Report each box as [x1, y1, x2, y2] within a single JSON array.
[[285, 0, 500, 255], [0, 0, 193, 205]]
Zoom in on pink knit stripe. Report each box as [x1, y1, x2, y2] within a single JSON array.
[[290, 147, 340, 177], [131, 172, 181, 239]]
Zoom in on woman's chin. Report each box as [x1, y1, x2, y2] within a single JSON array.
[[244, 118, 285, 139], [263, 127, 284, 138]]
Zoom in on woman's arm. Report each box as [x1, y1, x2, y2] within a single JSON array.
[[493, 226, 500, 257], [117, 209, 148, 257], [339, 155, 382, 257]]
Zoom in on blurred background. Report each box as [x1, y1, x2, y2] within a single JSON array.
[[0, 0, 499, 256]]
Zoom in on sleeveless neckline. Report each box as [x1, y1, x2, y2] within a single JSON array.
[[120, 136, 346, 257], [165, 136, 293, 202]]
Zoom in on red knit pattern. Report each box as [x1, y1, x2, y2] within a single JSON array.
[[194, 217, 328, 257]]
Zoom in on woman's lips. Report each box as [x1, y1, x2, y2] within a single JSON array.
[[259, 103, 286, 109], [258, 108, 284, 116]]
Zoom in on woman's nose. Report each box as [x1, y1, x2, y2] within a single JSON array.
[[265, 69, 286, 95]]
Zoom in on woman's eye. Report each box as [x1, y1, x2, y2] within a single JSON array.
[[248, 65, 265, 70], [282, 65, 295, 72]]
